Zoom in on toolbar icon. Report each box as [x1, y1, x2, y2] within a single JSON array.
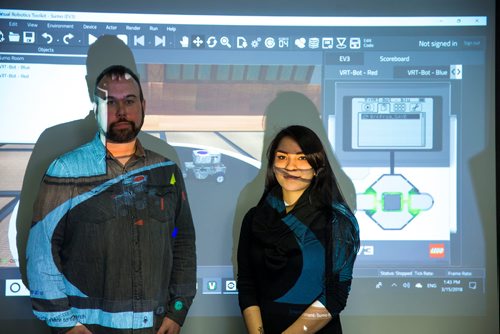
[[202, 277, 221, 294], [9, 32, 20, 42], [117, 34, 128, 45], [63, 33, 75, 45], [206, 36, 217, 48], [180, 36, 189, 48], [237, 36, 248, 48], [23, 31, 35, 43], [0, 31, 4, 43], [264, 37, 275, 48], [225, 280, 237, 292], [191, 35, 204, 48], [134, 35, 145, 46], [207, 281, 217, 291], [336, 37, 347, 49], [308, 37, 320, 49], [350, 37, 361, 49], [220, 36, 231, 48], [88, 34, 98, 45], [295, 37, 306, 49], [155, 35, 166, 47], [278, 37, 289, 48], [251, 37, 261, 48], [41, 32, 53, 44], [322, 37, 334, 49]]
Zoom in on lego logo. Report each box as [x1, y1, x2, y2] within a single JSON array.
[[429, 244, 445, 258]]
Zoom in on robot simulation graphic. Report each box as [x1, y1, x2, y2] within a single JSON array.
[[182, 149, 227, 183]]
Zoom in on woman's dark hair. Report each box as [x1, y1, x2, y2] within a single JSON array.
[[264, 125, 346, 208]]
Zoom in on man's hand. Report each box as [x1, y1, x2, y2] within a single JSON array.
[[66, 324, 92, 334], [156, 316, 181, 334]]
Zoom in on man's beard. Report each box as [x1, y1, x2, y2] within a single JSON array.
[[106, 119, 141, 143]]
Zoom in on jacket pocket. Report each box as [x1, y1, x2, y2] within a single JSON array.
[[147, 184, 176, 223]]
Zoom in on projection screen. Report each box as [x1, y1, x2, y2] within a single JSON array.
[[0, 1, 497, 333]]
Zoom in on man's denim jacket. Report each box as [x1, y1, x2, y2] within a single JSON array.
[[27, 134, 196, 333]]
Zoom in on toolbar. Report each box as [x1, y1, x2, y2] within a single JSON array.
[[0, 23, 366, 51]]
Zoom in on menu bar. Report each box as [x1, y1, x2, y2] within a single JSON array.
[[0, 10, 488, 27]]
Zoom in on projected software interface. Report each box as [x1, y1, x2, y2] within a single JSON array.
[[0, 9, 489, 318]]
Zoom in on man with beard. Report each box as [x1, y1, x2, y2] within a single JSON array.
[[26, 65, 196, 334]]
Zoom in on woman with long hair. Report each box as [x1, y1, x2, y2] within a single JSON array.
[[237, 125, 359, 334]]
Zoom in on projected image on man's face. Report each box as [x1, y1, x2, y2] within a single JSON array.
[[95, 72, 145, 144]]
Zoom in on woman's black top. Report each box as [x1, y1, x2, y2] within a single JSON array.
[[237, 186, 359, 334]]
